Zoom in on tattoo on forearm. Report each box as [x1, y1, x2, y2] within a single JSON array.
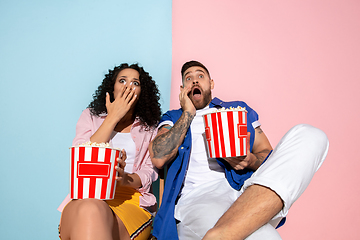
[[152, 111, 194, 159], [162, 125, 172, 130], [256, 127, 263, 134]]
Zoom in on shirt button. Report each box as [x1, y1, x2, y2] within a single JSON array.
[[137, 148, 139, 151], [181, 147, 184, 149]]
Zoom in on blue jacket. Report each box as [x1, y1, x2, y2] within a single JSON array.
[[152, 98, 282, 240]]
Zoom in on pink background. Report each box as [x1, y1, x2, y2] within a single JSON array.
[[171, 0, 360, 239]]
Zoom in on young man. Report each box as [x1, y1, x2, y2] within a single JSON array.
[[149, 60, 329, 240]]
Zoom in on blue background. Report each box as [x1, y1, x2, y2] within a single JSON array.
[[0, 0, 172, 239]]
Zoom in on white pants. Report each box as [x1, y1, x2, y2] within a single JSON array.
[[175, 124, 329, 240]]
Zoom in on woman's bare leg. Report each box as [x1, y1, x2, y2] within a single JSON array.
[[60, 199, 130, 240]]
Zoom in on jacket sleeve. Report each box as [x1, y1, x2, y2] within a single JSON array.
[[58, 109, 95, 212], [72, 108, 94, 146], [134, 127, 159, 192]]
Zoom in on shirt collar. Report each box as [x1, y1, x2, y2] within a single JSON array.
[[209, 97, 223, 108]]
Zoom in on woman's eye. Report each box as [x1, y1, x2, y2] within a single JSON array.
[[119, 79, 126, 84], [133, 81, 140, 86]]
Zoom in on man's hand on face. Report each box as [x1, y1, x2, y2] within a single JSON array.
[[180, 85, 196, 116]]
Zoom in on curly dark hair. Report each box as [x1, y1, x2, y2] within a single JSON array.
[[88, 63, 161, 128]]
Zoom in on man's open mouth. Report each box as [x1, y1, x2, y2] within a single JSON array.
[[192, 87, 202, 99]]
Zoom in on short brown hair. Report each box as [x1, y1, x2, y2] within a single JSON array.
[[181, 60, 211, 79]]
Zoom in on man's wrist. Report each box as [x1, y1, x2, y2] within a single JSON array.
[[183, 109, 195, 118], [249, 153, 262, 170]]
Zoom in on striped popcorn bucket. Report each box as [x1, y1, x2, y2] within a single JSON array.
[[69, 146, 120, 200], [203, 110, 247, 158]]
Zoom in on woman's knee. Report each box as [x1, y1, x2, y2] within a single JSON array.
[[74, 199, 112, 219], [63, 199, 113, 222], [60, 199, 114, 238], [60, 199, 115, 240]]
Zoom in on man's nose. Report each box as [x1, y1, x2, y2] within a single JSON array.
[[192, 79, 198, 84]]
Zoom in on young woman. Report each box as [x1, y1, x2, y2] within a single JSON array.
[[59, 63, 162, 240]]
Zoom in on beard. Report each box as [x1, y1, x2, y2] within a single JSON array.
[[190, 87, 212, 110]]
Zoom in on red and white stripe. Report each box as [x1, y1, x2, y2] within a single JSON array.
[[203, 110, 247, 158], [70, 146, 120, 200]]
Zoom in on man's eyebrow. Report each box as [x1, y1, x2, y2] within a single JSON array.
[[183, 71, 191, 78], [184, 69, 205, 78]]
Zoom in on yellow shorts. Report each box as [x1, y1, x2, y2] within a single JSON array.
[[106, 185, 153, 240]]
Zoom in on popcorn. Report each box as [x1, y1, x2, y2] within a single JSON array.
[[77, 141, 110, 148], [214, 106, 247, 113]]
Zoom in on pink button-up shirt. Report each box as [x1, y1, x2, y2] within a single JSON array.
[[58, 108, 158, 212]]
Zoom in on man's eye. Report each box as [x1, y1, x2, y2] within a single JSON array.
[[186, 77, 191, 81], [199, 75, 204, 78]]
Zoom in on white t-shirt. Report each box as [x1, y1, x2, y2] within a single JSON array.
[[159, 106, 227, 198], [181, 106, 226, 197], [111, 132, 135, 174]]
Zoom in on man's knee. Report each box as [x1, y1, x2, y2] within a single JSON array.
[[292, 124, 329, 165], [291, 124, 328, 146]]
